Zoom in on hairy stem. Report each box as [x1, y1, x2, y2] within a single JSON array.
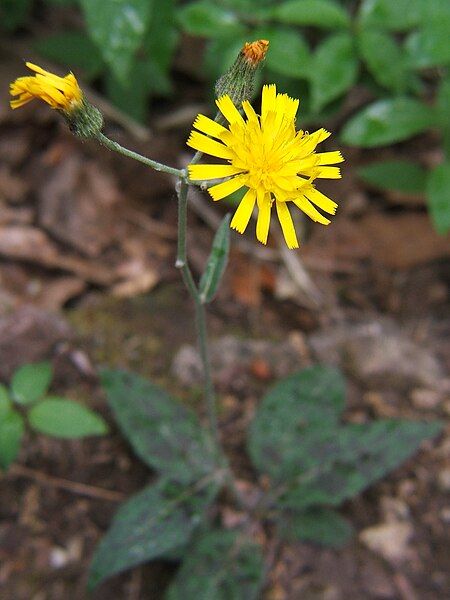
[[96, 132, 185, 179], [176, 179, 219, 447]]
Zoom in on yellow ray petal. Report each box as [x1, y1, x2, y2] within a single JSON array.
[[276, 200, 299, 249], [208, 176, 245, 201], [216, 95, 244, 125], [305, 188, 338, 215], [242, 100, 258, 123], [230, 188, 256, 233], [293, 196, 331, 225], [316, 151, 344, 165], [261, 84, 277, 120], [256, 194, 271, 245], [316, 166, 342, 179], [193, 114, 228, 139], [187, 131, 233, 159], [188, 164, 244, 181]]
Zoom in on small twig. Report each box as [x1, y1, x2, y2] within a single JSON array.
[[7, 464, 125, 502]]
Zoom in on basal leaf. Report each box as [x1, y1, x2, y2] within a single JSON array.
[[357, 160, 427, 195], [28, 397, 108, 438], [101, 369, 217, 484], [248, 366, 346, 479], [79, 0, 153, 82], [165, 529, 264, 600], [11, 361, 53, 405], [276, 507, 354, 548], [274, 0, 350, 29], [341, 98, 434, 147], [0, 385, 11, 417], [199, 214, 231, 303], [310, 33, 358, 112], [0, 410, 24, 470], [280, 420, 443, 509], [427, 163, 450, 235], [89, 477, 220, 589]]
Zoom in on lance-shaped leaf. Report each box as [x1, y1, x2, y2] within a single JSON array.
[[248, 366, 346, 480], [357, 160, 427, 195], [102, 369, 218, 484], [280, 420, 443, 510], [199, 214, 231, 303], [28, 397, 108, 438], [11, 361, 53, 405], [165, 529, 264, 600], [0, 410, 24, 470], [89, 476, 220, 589], [276, 507, 354, 548]]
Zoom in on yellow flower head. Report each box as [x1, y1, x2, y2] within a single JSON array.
[[188, 84, 343, 249], [10, 62, 83, 112]]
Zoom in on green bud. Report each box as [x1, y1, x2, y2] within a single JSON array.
[[63, 99, 103, 139]]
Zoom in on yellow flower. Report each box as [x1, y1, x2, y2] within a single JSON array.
[[10, 62, 82, 112], [187, 84, 343, 249]]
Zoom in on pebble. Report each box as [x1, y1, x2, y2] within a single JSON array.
[[359, 522, 413, 563]]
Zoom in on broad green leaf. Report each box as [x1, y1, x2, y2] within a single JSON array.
[[405, 25, 450, 69], [199, 214, 231, 303], [101, 369, 217, 484], [178, 1, 247, 38], [357, 29, 413, 93], [0, 0, 32, 31], [358, 0, 422, 31], [253, 26, 310, 79], [248, 366, 346, 479], [0, 410, 24, 470], [144, 0, 179, 73], [276, 507, 354, 548], [89, 477, 220, 589], [0, 385, 11, 417], [280, 420, 443, 509], [274, 0, 350, 29], [341, 98, 434, 147], [357, 160, 427, 195], [34, 31, 104, 80], [310, 33, 358, 112], [79, 0, 153, 82], [166, 529, 264, 600], [427, 163, 450, 235], [28, 397, 108, 438], [11, 361, 53, 405]]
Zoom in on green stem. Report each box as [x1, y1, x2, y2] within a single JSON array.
[[176, 180, 219, 447], [96, 132, 185, 179]]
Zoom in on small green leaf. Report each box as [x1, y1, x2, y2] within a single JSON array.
[[427, 163, 450, 235], [341, 98, 434, 147], [0, 410, 24, 470], [357, 160, 427, 195], [11, 361, 53, 405], [357, 29, 414, 93], [166, 529, 264, 600], [88, 477, 220, 589], [199, 214, 231, 303], [144, 0, 179, 73], [358, 0, 422, 31], [405, 24, 450, 69], [281, 420, 443, 509], [310, 33, 358, 112], [0, 385, 11, 417], [248, 366, 346, 479], [178, 1, 247, 38], [28, 397, 108, 438], [276, 507, 354, 548], [274, 0, 350, 29], [34, 31, 104, 80], [253, 26, 310, 79], [102, 369, 217, 483], [79, 0, 153, 82]]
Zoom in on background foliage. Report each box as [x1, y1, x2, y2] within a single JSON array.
[[2, 0, 448, 233]]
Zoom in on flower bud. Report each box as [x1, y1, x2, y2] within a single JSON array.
[[215, 40, 269, 106]]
